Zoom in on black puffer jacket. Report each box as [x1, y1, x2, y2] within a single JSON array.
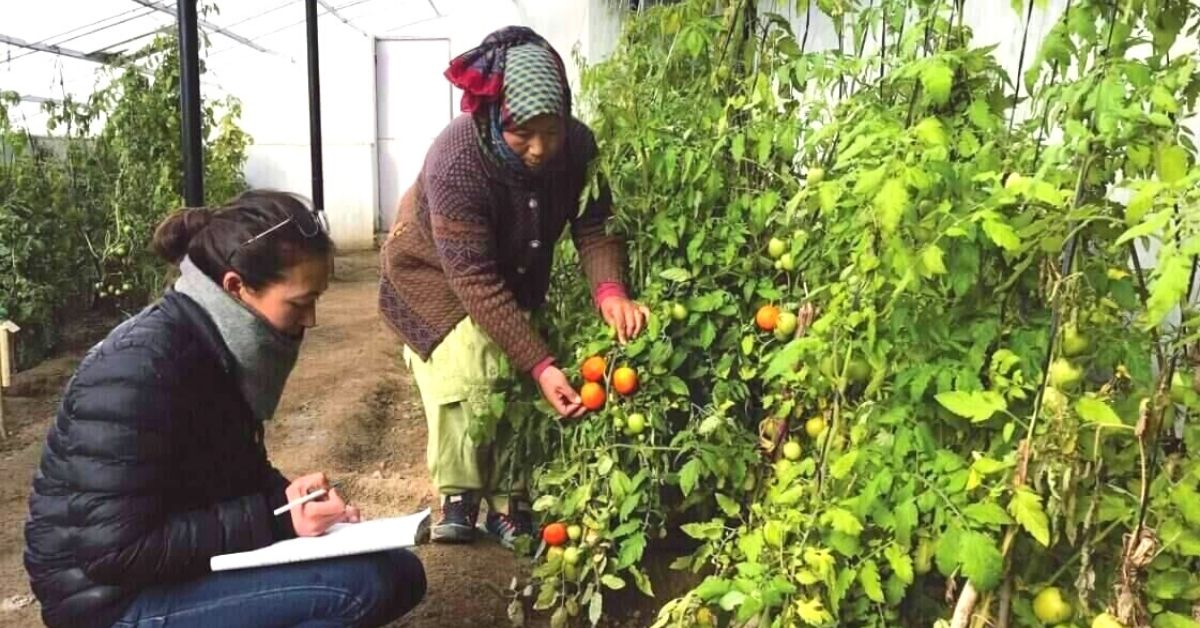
[[24, 291, 297, 628]]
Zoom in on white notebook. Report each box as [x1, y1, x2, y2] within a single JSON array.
[[210, 509, 432, 572]]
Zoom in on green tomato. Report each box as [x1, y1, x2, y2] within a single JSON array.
[[1091, 613, 1125, 628], [779, 252, 795, 272], [547, 546, 565, 563], [782, 440, 802, 461], [567, 525, 582, 542], [563, 546, 581, 566], [846, 358, 872, 385], [671, 303, 689, 321], [767, 237, 787, 259], [774, 312, 798, 340], [1062, 323, 1090, 357], [1048, 358, 1082, 390], [1033, 587, 1073, 625], [626, 413, 647, 435], [807, 167, 825, 184]]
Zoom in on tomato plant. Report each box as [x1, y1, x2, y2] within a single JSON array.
[[479, 1, 1200, 626], [0, 25, 248, 368]]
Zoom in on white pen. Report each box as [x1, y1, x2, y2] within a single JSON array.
[[273, 481, 342, 517]]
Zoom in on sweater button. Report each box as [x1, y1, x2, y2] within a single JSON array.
[[530, 240, 541, 249], [517, 266, 527, 274], [529, 198, 539, 210]]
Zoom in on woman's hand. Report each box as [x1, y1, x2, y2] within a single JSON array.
[[286, 472, 359, 537], [599, 297, 651, 344], [537, 365, 586, 418]]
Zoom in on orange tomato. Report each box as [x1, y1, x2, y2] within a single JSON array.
[[581, 382, 606, 411], [612, 367, 639, 396], [756, 305, 780, 332], [543, 522, 568, 547], [581, 356, 607, 383]]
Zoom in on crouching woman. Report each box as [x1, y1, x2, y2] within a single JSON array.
[[24, 191, 425, 628]]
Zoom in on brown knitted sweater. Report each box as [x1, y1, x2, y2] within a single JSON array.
[[379, 115, 624, 372]]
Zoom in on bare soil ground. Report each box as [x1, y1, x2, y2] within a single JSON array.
[[0, 252, 534, 627]]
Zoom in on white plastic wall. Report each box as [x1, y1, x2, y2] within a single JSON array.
[[203, 0, 1197, 252], [204, 0, 621, 250]]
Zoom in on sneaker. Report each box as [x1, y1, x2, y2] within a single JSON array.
[[483, 510, 533, 550], [433, 492, 479, 544]]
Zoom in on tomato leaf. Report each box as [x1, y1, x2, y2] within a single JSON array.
[[1143, 253, 1192, 330], [921, 61, 954, 105], [1151, 611, 1200, 628], [982, 218, 1021, 252], [795, 597, 834, 626], [719, 590, 746, 611], [694, 576, 731, 601], [679, 458, 702, 497], [959, 530, 1004, 591], [716, 493, 741, 517], [830, 450, 859, 480], [1156, 143, 1190, 184], [681, 519, 725, 541], [1074, 397, 1123, 426], [964, 502, 1015, 526], [617, 532, 647, 569], [894, 502, 918, 546], [659, 267, 692, 282], [1115, 210, 1171, 246], [822, 507, 864, 536], [873, 179, 909, 234], [1008, 488, 1052, 547], [920, 244, 947, 277], [589, 588, 603, 624], [935, 390, 1007, 422], [884, 544, 914, 584], [859, 559, 885, 602]]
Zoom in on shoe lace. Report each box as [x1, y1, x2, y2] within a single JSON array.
[[443, 495, 477, 521]]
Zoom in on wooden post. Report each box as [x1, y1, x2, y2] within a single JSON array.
[[0, 320, 20, 438]]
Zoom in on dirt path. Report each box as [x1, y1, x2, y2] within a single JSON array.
[[0, 251, 526, 627]]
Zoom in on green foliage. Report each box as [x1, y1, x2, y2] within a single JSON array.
[[483, 0, 1200, 625], [0, 32, 248, 366]]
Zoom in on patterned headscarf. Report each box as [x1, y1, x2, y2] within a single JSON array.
[[445, 26, 570, 176]]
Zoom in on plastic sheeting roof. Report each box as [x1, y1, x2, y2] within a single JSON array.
[[0, 0, 442, 129]]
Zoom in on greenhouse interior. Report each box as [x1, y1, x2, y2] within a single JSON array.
[[1, 0, 1198, 627]]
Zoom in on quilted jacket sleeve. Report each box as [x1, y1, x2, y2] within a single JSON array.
[[65, 341, 278, 586]]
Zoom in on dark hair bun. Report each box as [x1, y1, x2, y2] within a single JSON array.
[[152, 208, 215, 264]]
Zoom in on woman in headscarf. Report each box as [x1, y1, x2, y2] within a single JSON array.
[[380, 27, 648, 546]]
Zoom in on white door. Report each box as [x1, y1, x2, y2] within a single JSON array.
[[375, 38, 453, 232]]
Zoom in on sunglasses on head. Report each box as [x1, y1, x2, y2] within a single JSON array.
[[224, 207, 329, 266], [242, 208, 329, 247]]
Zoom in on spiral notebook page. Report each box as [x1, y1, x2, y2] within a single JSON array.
[[211, 509, 431, 572]]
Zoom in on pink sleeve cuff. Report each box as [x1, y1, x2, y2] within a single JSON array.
[[530, 356, 555, 381], [593, 282, 628, 309]]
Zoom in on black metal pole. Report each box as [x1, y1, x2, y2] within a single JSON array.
[[305, 0, 325, 212], [177, 0, 204, 207]]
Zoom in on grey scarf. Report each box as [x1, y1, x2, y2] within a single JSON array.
[[175, 257, 301, 422]]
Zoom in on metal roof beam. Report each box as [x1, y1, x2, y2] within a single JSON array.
[[0, 33, 117, 65], [317, 0, 370, 36], [127, 0, 290, 59]]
